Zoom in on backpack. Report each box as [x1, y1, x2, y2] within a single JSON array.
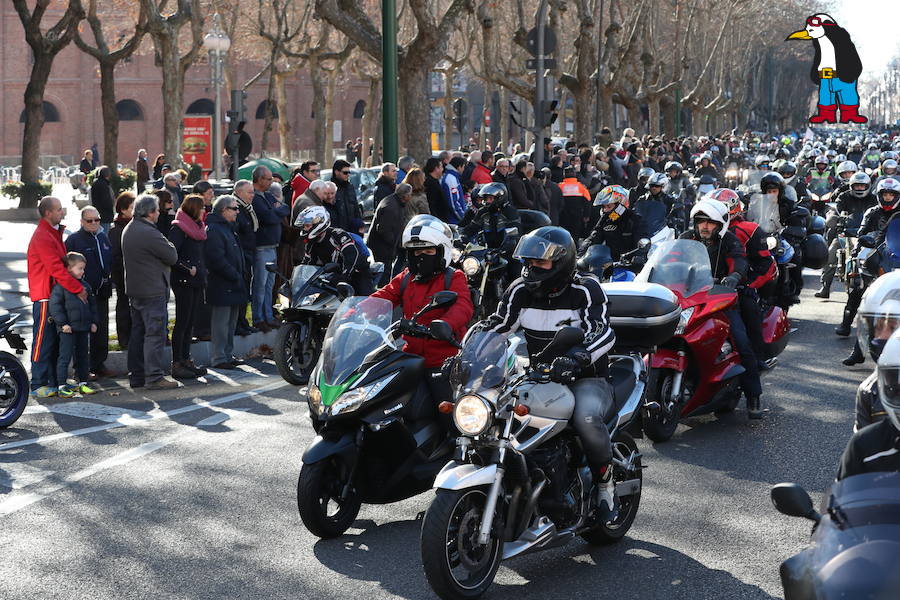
[[348, 232, 371, 259], [399, 267, 455, 298]]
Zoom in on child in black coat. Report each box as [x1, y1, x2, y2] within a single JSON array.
[[50, 252, 99, 397]]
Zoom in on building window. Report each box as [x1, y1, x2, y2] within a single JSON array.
[[19, 101, 61, 123], [353, 100, 366, 119], [255, 100, 278, 119], [116, 99, 144, 121], [185, 98, 215, 115]]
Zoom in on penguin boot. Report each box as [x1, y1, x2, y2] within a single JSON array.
[[839, 104, 868, 124], [809, 104, 838, 124]]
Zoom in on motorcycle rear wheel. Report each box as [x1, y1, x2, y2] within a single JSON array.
[[642, 368, 680, 443], [296, 458, 361, 539], [0, 353, 29, 428], [421, 487, 503, 600], [274, 321, 318, 385], [581, 433, 642, 545]]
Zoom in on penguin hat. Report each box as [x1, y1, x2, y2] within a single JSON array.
[[786, 13, 867, 125]]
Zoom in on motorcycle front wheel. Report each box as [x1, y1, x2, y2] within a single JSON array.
[[421, 487, 503, 600], [0, 352, 29, 428], [642, 368, 681, 443], [296, 458, 362, 539], [581, 433, 642, 545], [274, 321, 319, 385]]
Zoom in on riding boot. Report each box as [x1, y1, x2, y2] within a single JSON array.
[[842, 341, 865, 366], [835, 308, 854, 337], [747, 395, 763, 420], [814, 284, 830, 299]]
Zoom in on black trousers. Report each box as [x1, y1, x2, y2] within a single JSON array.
[[114, 282, 131, 350], [172, 284, 203, 362], [90, 284, 111, 372], [739, 289, 766, 359]]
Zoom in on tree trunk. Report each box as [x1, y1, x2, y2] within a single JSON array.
[[159, 36, 186, 170], [310, 58, 328, 162], [398, 67, 432, 162], [323, 71, 337, 162], [19, 54, 54, 204], [499, 87, 509, 154], [661, 96, 675, 137], [361, 77, 381, 167], [443, 71, 455, 150], [275, 71, 291, 160], [479, 81, 493, 151], [98, 61, 120, 170], [573, 87, 592, 145], [647, 97, 660, 137], [260, 49, 278, 157], [599, 89, 614, 135]]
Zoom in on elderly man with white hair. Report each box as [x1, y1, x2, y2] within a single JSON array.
[[292, 179, 336, 223]]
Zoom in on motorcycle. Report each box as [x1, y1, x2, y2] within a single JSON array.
[[576, 240, 649, 282], [772, 473, 900, 599], [747, 193, 805, 310], [636, 239, 790, 442], [270, 262, 346, 385], [296, 291, 466, 538], [456, 230, 516, 320], [420, 282, 680, 599], [0, 309, 29, 428]]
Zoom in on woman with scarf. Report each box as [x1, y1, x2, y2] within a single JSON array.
[[109, 192, 135, 350], [167, 194, 208, 378]]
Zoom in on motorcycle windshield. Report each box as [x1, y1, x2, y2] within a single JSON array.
[[320, 296, 399, 385], [807, 178, 832, 197], [746, 193, 782, 234], [636, 239, 713, 297], [809, 472, 900, 596], [634, 199, 668, 235], [290, 265, 324, 298], [451, 331, 509, 393]]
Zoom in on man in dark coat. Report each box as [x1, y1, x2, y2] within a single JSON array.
[[89, 166, 116, 234], [367, 183, 412, 285], [373, 162, 398, 204], [331, 159, 361, 230], [507, 160, 534, 209], [424, 157, 449, 222], [542, 167, 563, 225], [232, 179, 258, 336], [205, 195, 249, 369]]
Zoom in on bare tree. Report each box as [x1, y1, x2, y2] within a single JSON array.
[[11, 0, 85, 206], [74, 0, 147, 170]]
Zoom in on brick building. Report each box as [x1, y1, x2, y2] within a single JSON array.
[[0, 5, 369, 167]]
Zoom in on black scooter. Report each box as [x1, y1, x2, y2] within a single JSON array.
[[296, 290, 461, 538], [0, 310, 29, 428]]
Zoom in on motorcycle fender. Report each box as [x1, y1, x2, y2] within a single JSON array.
[[433, 462, 499, 491], [650, 349, 686, 372], [301, 433, 356, 464]]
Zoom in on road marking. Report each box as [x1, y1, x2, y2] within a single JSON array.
[[24, 402, 152, 423], [0, 379, 290, 452], [0, 462, 56, 490]]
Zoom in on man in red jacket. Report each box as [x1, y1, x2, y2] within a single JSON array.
[[27, 196, 87, 397], [470, 151, 495, 186], [370, 215, 473, 405], [289, 160, 320, 205]]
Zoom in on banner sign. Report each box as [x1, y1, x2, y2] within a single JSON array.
[[182, 115, 212, 170]]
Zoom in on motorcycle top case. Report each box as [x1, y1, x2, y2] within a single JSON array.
[[600, 281, 680, 350]]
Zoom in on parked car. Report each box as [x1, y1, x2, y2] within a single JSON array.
[[322, 166, 380, 219]]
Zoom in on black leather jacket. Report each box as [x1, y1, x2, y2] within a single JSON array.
[[854, 371, 884, 432], [583, 208, 648, 260], [459, 202, 522, 252], [858, 206, 898, 246], [834, 190, 877, 237]]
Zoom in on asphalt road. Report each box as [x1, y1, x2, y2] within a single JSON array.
[[0, 273, 867, 600]]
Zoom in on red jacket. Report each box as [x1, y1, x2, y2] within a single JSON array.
[[27, 219, 84, 301], [470, 164, 493, 185], [290, 174, 313, 204], [730, 219, 776, 289], [371, 268, 473, 368]]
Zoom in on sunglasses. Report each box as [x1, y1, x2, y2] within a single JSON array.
[[806, 16, 832, 27], [340, 170, 351, 175], [83, 218, 101, 223], [225, 206, 239, 211]]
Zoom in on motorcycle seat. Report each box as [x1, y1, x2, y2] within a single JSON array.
[[708, 284, 738, 296], [606, 359, 637, 419]]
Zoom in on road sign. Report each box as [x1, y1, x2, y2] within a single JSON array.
[[526, 58, 557, 70], [526, 26, 557, 56]]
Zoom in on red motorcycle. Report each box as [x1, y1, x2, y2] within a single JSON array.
[[635, 239, 790, 442]]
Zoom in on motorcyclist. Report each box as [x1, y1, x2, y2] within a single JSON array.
[[710, 188, 777, 369], [679, 198, 763, 418], [370, 215, 474, 406], [458, 181, 522, 280], [805, 155, 836, 201], [635, 172, 678, 235], [581, 185, 648, 269], [778, 161, 806, 202], [663, 161, 696, 213], [872, 159, 900, 190], [477, 226, 620, 518], [816, 172, 876, 299], [832, 160, 858, 196], [836, 178, 900, 340], [695, 153, 721, 183], [860, 143, 881, 171], [848, 141, 864, 165], [295, 205, 374, 295], [837, 327, 900, 480], [629, 167, 655, 207], [852, 272, 900, 430]]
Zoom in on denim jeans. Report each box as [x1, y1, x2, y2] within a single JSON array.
[[210, 304, 240, 365], [30, 300, 59, 391], [57, 331, 90, 385], [251, 246, 277, 323], [818, 77, 860, 106]]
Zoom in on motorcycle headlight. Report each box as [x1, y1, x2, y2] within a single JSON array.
[[726, 169, 738, 178], [300, 293, 321, 307], [674, 307, 695, 335], [462, 257, 481, 276], [277, 293, 290, 308], [308, 385, 323, 415], [330, 373, 398, 416], [767, 236, 778, 250], [453, 394, 492, 436]]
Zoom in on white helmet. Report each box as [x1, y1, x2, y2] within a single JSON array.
[[858, 272, 900, 362], [647, 172, 668, 187], [848, 172, 871, 198], [401, 214, 453, 275], [836, 160, 857, 178], [882, 159, 898, 174], [295, 205, 331, 240], [876, 178, 900, 211], [814, 154, 828, 166], [690, 198, 729, 238], [877, 328, 900, 431]]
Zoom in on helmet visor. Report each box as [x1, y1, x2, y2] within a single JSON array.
[[858, 312, 900, 361], [513, 236, 570, 262], [878, 366, 900, 412]]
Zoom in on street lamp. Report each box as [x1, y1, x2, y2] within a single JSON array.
[[203, 14, 231, 181]]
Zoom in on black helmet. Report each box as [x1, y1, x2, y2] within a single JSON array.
[[478, 182, 508, 211], [759, 172, 785, 194], [513, 226, 577, 298], [777, 161, 797, 179]]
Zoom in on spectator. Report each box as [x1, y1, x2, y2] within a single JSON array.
[[529, 137, 553, 168], [152, 189, 175, 234], [205, 195, 248, 369], [27, 196, 87, 397], [441, 156, 467, 223], [330, 159, 361, 230], [89, 166, 115, 234], [461, 150, 480, 186], [50, 252, 99, 398], [80, 149, 94, 175], [292, 179, 331, 222], [121, 194, 179, 390], [396, 155, 414, 185], [559, 166, 592, 242], [192, 180, 215, 218], [135, 149, 150, 191], [345, 140, 357, 165], [542, 167, 563, 225], [374, 163, 398, 204], [508, 159, 534, 209], [492, 158, 512, 185], [163, 173, 184, 208], [65, 206, 113, 379], [232, 180, 258, 336], [152, 164, 172, 189], [167, 194, 208, 379], [402, 167, 430, 217], [437, 150, 451, 167], [470, 151, 494, 185], [597, 127, 613, 148], [525, 162, 548, 213], [250, 166, 289, 331], [367, 183, 412, 285], [424, 157, 448, 221], [289, 160, 320, 203], [152, 154, 166, 180], [109, 192, 134, 351]]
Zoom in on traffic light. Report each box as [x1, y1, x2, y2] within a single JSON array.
[[542, 99, 559, 127], [230, 89, 248, 124]]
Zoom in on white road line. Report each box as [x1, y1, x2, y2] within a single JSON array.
[[0, 379, 290, 452]]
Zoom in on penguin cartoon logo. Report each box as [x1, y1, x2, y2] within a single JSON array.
[[786, 13, 867, 125]]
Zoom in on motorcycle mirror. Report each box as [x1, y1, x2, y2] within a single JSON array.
[[533, 326, 584, 364], [335, 282, 355, 299], [638, 238, 651, 249], [322, 262, 341, 274], [428, 320, 459, 347], [858, 234, 877, 249], [771, 483, 821, 523], [412, 291, 458, 319], [265, 262, 279, 274]]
